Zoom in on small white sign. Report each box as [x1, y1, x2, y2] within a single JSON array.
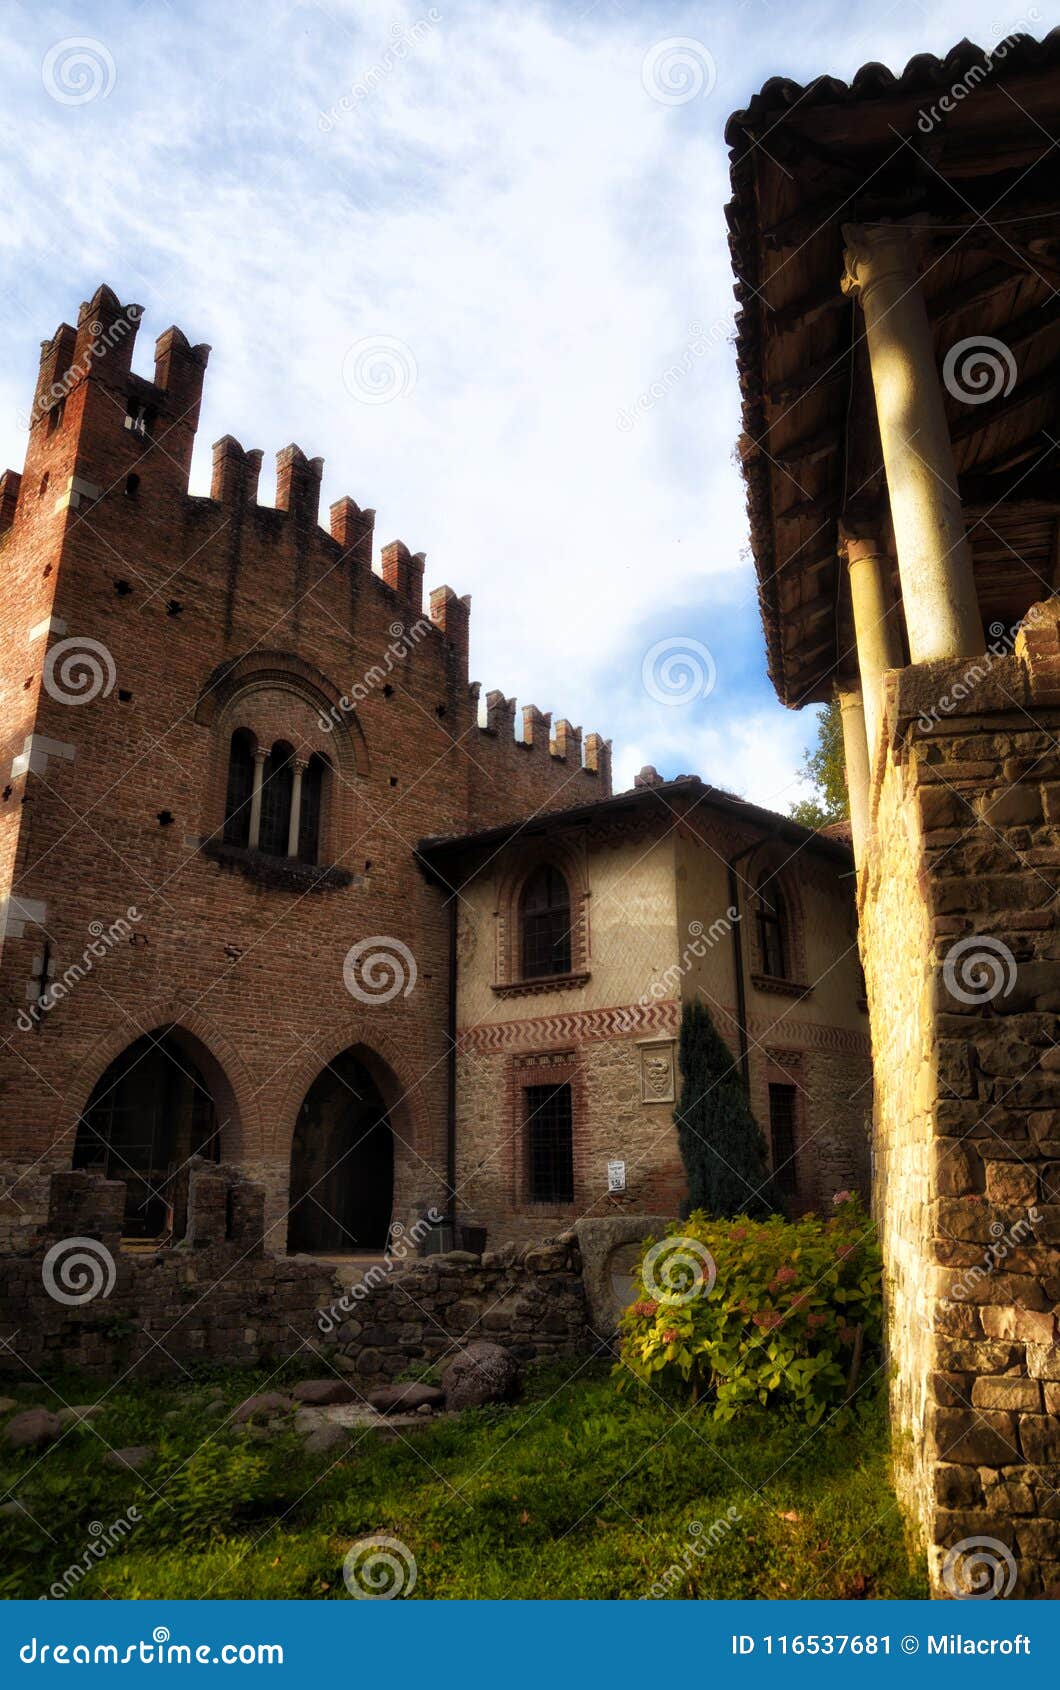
[[607, 1159, 626, 1193]]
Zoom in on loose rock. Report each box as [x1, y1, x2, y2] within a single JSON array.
[[443, 1341, 521, 1410], [232, 1392, 292, 1424], [3, 1409, 62, 1450], [105, 1445, 154, 1473], [290, 1378, 357, 1406], [367, 1382, 446, 1415]]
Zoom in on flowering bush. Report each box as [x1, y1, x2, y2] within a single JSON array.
[[617, 1194, 883, 1426]]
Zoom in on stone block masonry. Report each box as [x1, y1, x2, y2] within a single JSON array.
[[0, 1169, 593, 1385], [861, 602, 1060, 1597]]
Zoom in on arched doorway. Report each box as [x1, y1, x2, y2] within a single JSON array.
[[72, 1028, 224, 1239], [287, 1049, 394, 1254]]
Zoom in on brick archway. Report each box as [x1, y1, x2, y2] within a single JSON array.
[[271, 1023, 430, 1164], [59, 1001, 262, 1162]]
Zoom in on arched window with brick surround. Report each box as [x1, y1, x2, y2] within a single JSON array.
[[220, 733, 330, 865], [521, 864, 572, 979], [754, 873, 790, 980]]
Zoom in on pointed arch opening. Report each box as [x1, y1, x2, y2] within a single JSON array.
[[71, 1027, 234, 1241], [287, 1048, 395, 1254]]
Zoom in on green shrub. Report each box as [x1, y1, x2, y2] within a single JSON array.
[[617, 1194, 883, 1426]]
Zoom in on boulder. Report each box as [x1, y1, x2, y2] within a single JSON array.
[[291, 1378, 357, 1406], [443, 1341, 521, 1410], [301, 1422, 349, 1457], [3, 1408, 61, 1450], [57, 1404, 103, 1427], [367, 1382, 446, 1415], [232, 1391, 292, 1424], [104, 1445, 154, 1473]]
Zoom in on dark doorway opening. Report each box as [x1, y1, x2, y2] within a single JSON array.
[[72, 1030, 220, 1239], [287, 1050, 394, 1253]]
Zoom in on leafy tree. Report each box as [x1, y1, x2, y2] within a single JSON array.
[[674, 1000, 779, 1219], [789, 695, 848, 829]]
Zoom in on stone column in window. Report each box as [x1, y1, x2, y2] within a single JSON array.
[[248, 748, 267, 850], [287, 758, 307, 857]]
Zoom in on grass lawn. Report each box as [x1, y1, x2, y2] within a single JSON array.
[[1, 1361, 926, 1600]]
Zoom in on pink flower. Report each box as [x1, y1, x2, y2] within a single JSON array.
[[807, 1313, 827, 1329], [752, 1310, 782, 1330], [662, 1328, 679, 1345], [774, 1265, 798, 1285], [832, 1190, 853, 1206], [633, 1299, 659, 1319]]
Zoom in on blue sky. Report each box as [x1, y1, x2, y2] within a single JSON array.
[[1, 0, 1054, 806]]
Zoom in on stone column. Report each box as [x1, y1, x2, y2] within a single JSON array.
[[248, 748, 267, 850], [843, 534, 904, 752], [287, 759, 306, 857], [837, 685, 871, 865], [842, 225, 984, 664]]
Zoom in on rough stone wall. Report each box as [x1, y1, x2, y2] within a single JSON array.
[[862, 612, 1060, 1597], [0, 1170, 592, 1385], [322, 1234, 591, 1384], [0, 285, 611, 1246]]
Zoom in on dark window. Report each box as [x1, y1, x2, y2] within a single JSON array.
[[756, 878, 789, 979], [521, 865, 572, 978], [525, 1082, 574, 1203], [298, 755, 325, 864], [768, 1083, 799, 1196], [47, 398, 65, 433], [124, 398, 154, 438], [258, 742, 293, 856], [222, 729, 255, 847]]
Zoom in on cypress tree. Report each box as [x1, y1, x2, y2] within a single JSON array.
[[674, 999, 780, 1218]]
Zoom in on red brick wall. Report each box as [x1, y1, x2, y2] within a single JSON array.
[[0, 285, 612, 1246]]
